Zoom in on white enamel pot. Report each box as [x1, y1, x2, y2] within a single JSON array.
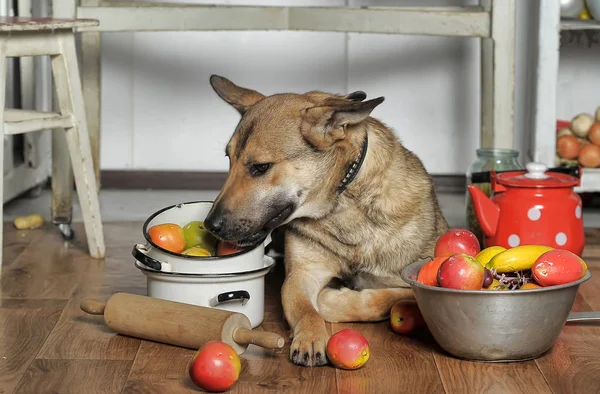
[[134, 256, 276, 328], [132, 201, 272, 275], [132, 201, 276, 328]]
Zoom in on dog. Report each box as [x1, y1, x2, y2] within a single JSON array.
[[204, 75, 449, 367]]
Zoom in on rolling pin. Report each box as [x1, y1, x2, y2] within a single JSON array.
[[80, 292, 284, 355]]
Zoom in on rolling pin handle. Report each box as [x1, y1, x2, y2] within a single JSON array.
[[232, 328, 285, 350], [80, 299, 107, 315]]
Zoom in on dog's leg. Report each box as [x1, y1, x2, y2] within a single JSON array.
[[317, 286, 414, 323], [281, 233, 338, 367]]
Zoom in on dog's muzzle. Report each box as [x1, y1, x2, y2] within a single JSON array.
[[204, 202, 295, 247]]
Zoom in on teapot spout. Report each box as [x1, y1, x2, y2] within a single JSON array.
[[467, 185, 499, 237]]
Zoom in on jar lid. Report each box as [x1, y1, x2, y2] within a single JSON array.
[[496, 163, 579, 188]]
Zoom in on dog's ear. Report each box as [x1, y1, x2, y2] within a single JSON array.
[[209, 75, 265, 115], [301, 96, 384, 150], [344, 91, 367, 102]]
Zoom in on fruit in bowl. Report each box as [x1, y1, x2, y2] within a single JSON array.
[[181, 246, 212, 257], [416, 256, 446, 286], [148, 219, 251, 258], [147, 223, 187, 254], [437, 253, 485, 290], [532, 249, 588, 286], [417, 237, 589, 290], [183, 221, 217, 255], [434, 228, 481, 258], [217, 241, 245, 257]]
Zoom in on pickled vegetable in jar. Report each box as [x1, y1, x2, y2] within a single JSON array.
[[465, 148, 523, 246]]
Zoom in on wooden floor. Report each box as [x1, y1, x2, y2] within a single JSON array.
[[2, 221, 600, 394]]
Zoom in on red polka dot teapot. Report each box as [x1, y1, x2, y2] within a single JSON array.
[[468, 162, 584, 256]]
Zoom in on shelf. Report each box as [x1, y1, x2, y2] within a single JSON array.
[[76, 4, 491, 37], [575, 168, 600, 193], [560, 18, 600, 31], [4, 109, 73, 135]]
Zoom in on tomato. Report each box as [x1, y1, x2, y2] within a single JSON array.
[[416, 257, 446, 286], [532, 249, 587, 287], [188, 341, 241, 392], [217, 241, 245, 256], [147, 223, 186, 253]]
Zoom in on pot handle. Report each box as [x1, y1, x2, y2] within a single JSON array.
[[209, 290, 251, 307], [131, 243, 172, 272]]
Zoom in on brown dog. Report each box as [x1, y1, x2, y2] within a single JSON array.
[[204, 75, 449, 367]]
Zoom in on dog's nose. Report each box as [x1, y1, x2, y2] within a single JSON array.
[[204, 207, 226, 235]]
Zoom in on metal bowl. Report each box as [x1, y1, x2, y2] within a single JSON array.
[[400, 258, 591, 362]]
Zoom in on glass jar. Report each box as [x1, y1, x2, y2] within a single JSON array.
[[466, 148, 523, 247]]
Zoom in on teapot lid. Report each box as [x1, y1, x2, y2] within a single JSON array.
[[496, 163, 579, 188]]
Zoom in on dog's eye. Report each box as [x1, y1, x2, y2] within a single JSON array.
[[250, 163, 272, 176]]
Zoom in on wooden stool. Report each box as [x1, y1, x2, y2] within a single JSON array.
[[0, 17, 105, 273]]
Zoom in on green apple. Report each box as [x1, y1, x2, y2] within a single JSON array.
[[183, 221, 217, 254]]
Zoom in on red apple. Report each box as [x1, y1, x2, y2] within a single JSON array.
[[437, 253, 485, 290], [390, 300, 425, 335], [532, 249, 588, 287], [434, 229, 481, 258], [417, 256, 447, 287], [326, 329, 370, 370], [189, 341, 241, 392]]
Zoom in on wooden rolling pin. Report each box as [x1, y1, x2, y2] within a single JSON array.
[[80, 292, 284, 355]]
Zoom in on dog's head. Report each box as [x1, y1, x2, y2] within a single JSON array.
[[204, 75, 384, 247]]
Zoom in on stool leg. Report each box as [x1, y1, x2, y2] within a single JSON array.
[[51, 90, 75, 241], [50, 32, 105, 259], [0, 51, 6, 274]]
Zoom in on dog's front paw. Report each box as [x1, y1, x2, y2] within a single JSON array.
[[289, 319, 330, 367]]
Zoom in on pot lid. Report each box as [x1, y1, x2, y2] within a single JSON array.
[[496, 162, 579, 188]]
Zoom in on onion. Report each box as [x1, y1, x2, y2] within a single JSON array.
[[557, 135, 580, 159], [589, 122, 600, 145], [578, 144, 600, 168], [571, 113, 595, 138], [596, 106, 600, 122], [557, 127, 573, 137], [578, 137, 591, 148]]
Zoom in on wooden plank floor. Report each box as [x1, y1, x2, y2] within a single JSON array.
[[2, 221, 600, 393]]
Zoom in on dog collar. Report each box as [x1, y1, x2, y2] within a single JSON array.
[[337, 134, 368, 194]]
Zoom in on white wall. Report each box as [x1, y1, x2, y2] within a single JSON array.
[[99, 0, 541, 175]]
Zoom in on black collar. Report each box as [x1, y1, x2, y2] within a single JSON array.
[[337, 134, 368, 194]]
